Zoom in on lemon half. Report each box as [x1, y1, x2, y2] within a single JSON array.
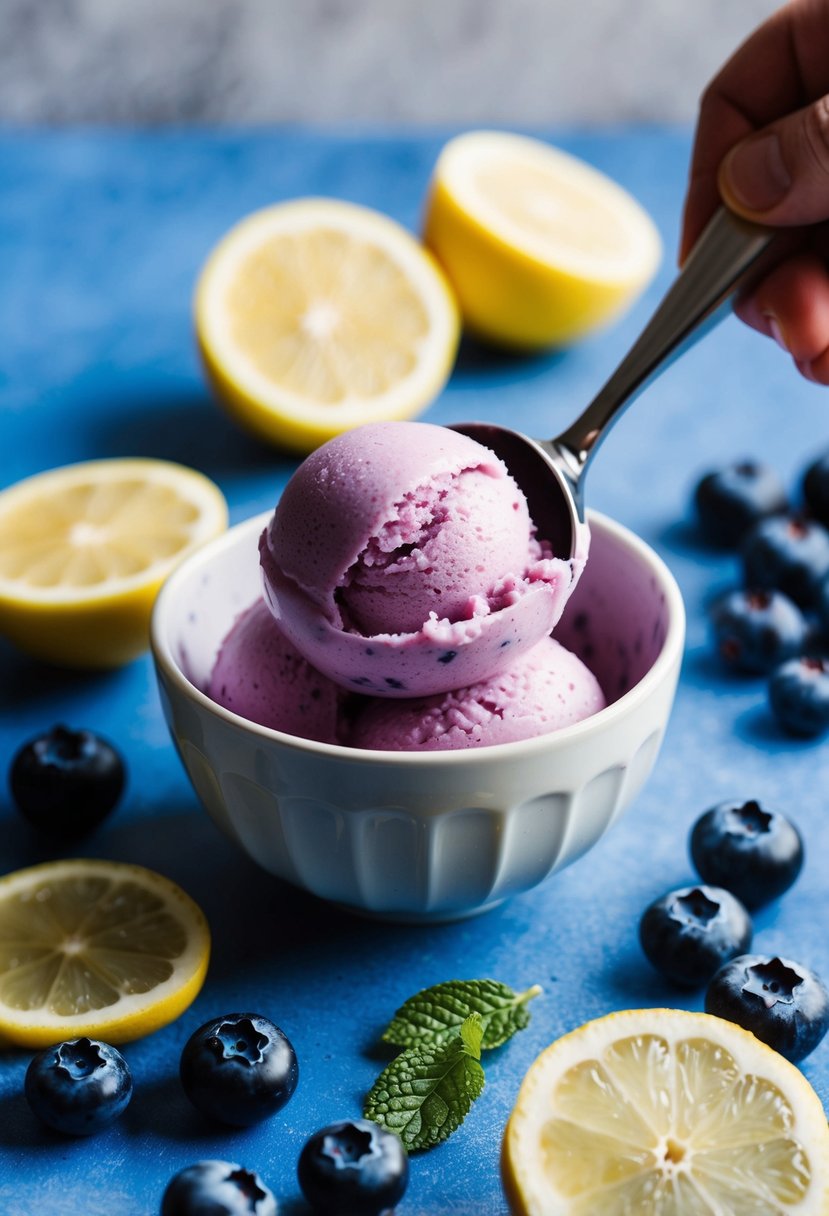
[[0, 859, 211, 1047], [503, 1007, 829, 1215], [424, 130, 662, 350], [0, 457, 228, 668], [195, 197, 460, 453]]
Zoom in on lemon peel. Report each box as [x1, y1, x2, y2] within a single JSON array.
[[423, 130, 661, 350], [503, 1007, 829, 1215], [0, 457, 228, 668], [0, 859, 210, 1047], [195, 197, 460, 453]]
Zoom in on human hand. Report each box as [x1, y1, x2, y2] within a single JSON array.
[[682, 0, 829, 383]]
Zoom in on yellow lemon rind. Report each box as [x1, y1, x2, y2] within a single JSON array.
[[0, 859, 211, 1048], [502, 1007, 829, 1216], [0, 458, 228, 668], [423, 130, 662, 351], [194, 197, 460, 454]]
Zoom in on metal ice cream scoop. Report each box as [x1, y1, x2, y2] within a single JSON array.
[[454, 206, 776, 559]]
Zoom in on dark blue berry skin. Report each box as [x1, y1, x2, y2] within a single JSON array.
[[24, 1037, 132, 1136], [694, 461, 787, 548], [180, 1013, 298, 1127], [741, 514, 829, 609], [297, 1119, 409, 1216], [690, 799, 804, 909], [769, 656, 829, 736], [9, 724, 125, 839], [709, 588, 808, 674], [161, 1160, 278, 1216], [638, 885, 753, 988], [705, 954, 829, 1063], [811, 572, 829, 641], [803, 449, 829, 526]]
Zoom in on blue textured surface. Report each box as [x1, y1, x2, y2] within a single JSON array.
[[2, 128, 829, 1215]]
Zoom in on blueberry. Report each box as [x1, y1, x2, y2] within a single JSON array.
[[769, 655, 829, 736], [811, 570, 829, 640], [741, 514, 829, 609], [693, 461, 787, 548], [9, 724, 125, 839], [179, 1012, 298, 1127], [709, 588, 808, 674], [638, 884, 752, 987], [161, 1160, 278, 1216], [24, 1037, 132, 1136], [803, 448, 829, 525], [705, 954, 829, 1063], [689, 799, 804, 908], [297, 1118, 409, 1216]]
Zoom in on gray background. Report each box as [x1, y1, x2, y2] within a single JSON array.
[[2, 0, 780, 126]]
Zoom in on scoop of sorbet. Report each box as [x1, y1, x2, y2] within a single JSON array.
[[209, 598, 342, 743], [259, 421, 586, 697], [349, 636, 606, 751]]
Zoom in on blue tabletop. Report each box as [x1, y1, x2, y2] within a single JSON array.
[[2, 127, 829, 1216]]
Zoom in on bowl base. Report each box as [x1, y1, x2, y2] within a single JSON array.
[[332, 897, 507, 924]]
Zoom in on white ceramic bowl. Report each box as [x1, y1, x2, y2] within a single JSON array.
[[151, 510, 685, 921]]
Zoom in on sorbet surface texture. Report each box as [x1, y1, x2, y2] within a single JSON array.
[[208, 599, 341, 743], [349, 636, 606, 750], [259, 421, 581, 697]]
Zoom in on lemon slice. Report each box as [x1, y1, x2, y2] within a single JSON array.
[[503, 1007, 829, 1215], [0, 859, 210, 1047], [0, 457, 228, 668], [195, 197, 460, 453], [423, 130, 662, 350]]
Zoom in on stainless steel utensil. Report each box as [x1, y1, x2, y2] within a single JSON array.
[[454, 206, 776, 558]]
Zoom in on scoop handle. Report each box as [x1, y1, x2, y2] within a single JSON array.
[[552, 206, 776, 507]]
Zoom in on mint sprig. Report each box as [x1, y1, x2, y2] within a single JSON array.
[[381, 979, 543, 1050], [365, 979, 541, 1151], [364, 1014, 485, 1151]]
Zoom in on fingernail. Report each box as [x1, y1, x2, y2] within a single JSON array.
[[763, 313, 787, 351], [722, 133, 791, 211]]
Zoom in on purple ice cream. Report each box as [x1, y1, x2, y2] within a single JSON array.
[[348, 636, 605, 750], [259, 421, 584, 698], [208, 598, 342, 743]]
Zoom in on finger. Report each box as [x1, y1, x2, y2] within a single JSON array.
[[797, 346, 829, 385], [681, 4, 806, 261], [680, 0, 829, 262], [734, 251, 829, 364], [719, 95, 829, 225]]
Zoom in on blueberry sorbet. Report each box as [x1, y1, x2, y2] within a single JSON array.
[[207, 420, 607, 751]]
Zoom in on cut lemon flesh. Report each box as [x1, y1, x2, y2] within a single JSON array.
[[423, 130, 662, 349], [0, 458, 228, 667], [195, 197, 460, 453], [0, 859, 210, 1047], [503, 1008, 829, 1215]]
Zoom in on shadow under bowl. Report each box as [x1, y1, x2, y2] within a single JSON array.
[[151, 510, 685, 922]]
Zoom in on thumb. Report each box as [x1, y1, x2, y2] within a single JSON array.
[[718, 98, 829, 225]]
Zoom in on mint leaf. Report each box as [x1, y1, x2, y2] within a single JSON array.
[[381, 979, 542, 1050], [459, 1010, 483, 1057], [364, 1014, 485, 1151]]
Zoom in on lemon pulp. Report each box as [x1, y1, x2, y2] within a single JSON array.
[[475, 160, 637, 265], [545, 1033, 809, 1210], [504, 1009, 829, 1216], [0, 860, 210, 1046], [423, 130, 661, 350], [0, 458, 227, 667], [195, 198, 459, 452], [0, 477, 202, 592], [226, 228, 431, 404]]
